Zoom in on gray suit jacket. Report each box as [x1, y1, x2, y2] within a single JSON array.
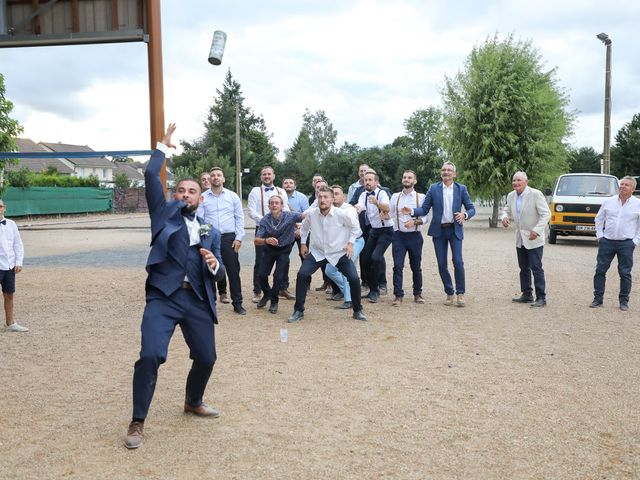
[[501, 186, 551, 249]]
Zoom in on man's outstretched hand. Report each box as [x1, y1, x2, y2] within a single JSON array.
[[161, 123, 177, 149]]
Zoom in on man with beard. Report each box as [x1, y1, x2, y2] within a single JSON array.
[[198, 167, 246, 315], [288, 187, 366, 323], [125, 124, 226, 449], [389, 170, 427, 306], [356, 171, 394, 304]]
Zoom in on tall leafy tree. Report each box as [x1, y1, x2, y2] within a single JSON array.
[[280, 129, 318, 193], [403, 107, 446, 187], [610, 113, 640, 178], [0, 73, 23, 189], [172, 70, 277, 196], [569, 146, 601, 173], [442, 34, 574, 226], [301, 109, 337, 164]]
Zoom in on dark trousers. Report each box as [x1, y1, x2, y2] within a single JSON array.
[[359, 224, 387, 287], [294, 253, 362, 313], [432, 226, 465, 295], [259, 243, 293, 303], [220, 232, 243, 307], [516, 245, 546, 300], [132, 286, 216, 421], [360, 227, 393, 293], [392, 231, 424, 297], [593, 238, 635, 303]]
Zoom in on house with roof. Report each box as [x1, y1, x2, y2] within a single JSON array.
[[39, 142, 115, 186], [10, 138, 74, 175]]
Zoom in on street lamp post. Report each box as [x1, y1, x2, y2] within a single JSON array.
[[597, 32, 612, 175], [235, 97, 243, 199]]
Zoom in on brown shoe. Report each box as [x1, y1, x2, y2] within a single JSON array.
[[219, 294, 230, 304], [444, 295, 455, 306], [414, 294, 425, 304], [124, 420, 144, 449], [392, 296, 403, 306], [184, 403, 221, 418], [279, 289, 295, 300], [315, 281, 329, 292], [456, 294, 465, 307]]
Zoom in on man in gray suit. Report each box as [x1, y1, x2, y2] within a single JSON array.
[[500, 171, 551, 308]]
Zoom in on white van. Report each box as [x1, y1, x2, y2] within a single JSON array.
[[547, 173, 619, 244]]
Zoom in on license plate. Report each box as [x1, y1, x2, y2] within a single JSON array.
[[576, 225, 595, 231]]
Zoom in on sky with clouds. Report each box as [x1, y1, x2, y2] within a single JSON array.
[[0, 0, 638, 161]]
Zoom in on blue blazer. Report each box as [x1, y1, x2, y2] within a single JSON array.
[[414, 181, 476, 240], [144, 149, 225, 322]]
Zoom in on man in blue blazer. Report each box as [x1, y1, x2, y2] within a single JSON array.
[[125, 124, 226, 449], [404, 162, 475, 307]]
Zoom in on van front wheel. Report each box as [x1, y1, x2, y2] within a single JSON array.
[[548, 229, 557, 244]]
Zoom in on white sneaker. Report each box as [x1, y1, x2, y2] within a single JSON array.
[[5, 323, 29, 332]]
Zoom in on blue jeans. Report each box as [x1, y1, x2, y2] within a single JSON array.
[[593, 237, 635, 303], [516, 245, 545, 300], [432, 226, 465, 295], [325, 237, 365, 302], [392, 231, 423, 297]]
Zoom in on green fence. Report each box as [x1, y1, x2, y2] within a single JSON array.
[[2, 187, 113, 216]]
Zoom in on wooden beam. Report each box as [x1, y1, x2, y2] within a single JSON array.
[[71, 0, 79, 33], [136, 0, 143, 29], [31, 0, 40, 35], [111, 0, 119, 30]]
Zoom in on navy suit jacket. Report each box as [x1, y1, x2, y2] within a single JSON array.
[[414, 181, 476, 240], [144, 149, 225, 323]]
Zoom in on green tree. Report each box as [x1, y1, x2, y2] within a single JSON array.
[[172, 70, 278, 196], [280, 129, 318, 193], [569, 146, 600, 173], [442, 34, 574, 226], [610, 113, 640, 177], [301, 109, 337, 164], [0, 73, 23, 190], [114, 171, 132, 188], [403, 107, 447, 186]]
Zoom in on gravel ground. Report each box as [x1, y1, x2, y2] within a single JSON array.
[[1, 211, 639, 479]]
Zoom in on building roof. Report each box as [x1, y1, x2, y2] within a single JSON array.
[[9, 138, 75, 174], [113, 161, 145, 181], [39, 142, 114, 168]]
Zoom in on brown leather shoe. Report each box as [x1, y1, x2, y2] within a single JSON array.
[[279, 289, 295, 300], [456, 294, 466, 307], [414, 294, 425, 304], [392, 296, 403, 306], [219, 294, 230, 304], [184, 403, 221, 418], [315, 281, 329, 291], [124, 420, 144, 449], [444, 295, 455, 306]]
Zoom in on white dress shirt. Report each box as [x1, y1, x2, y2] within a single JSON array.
[[595, 195, 640, 245], [197, 188, 245, 241], [390, 190, 427, 232], [356, 188, 393, 229], [183, 216, 219, 276], [441, 183, 454, 223], [300, 206, 362, 265], [0, 218, 24, 270], [247, 185, 290, 223]]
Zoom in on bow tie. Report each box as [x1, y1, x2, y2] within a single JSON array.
[[181, 208, 196, 221], [0, 219, 5, 225], [264, 186, 274, 192], [367, 191, 375, 196]]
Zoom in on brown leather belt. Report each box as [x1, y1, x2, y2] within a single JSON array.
[[181, 281, 192, 289], [441, 223, 454, 228]]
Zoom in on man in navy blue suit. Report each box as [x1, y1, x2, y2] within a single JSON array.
[[124, 124, 226, 449], [404, 162, 475, 307]]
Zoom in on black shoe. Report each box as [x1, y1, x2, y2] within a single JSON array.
[[233, 306, 247, 315], [269, 302, 278, 314], [531, 298, 547, 308], [331, 292, 344, 301], [620, 303, 629, 311], [257, 295, 269, 308], [334, 301, 352, 310], [288, 310, 304, 323], [590, 299, 603, 308], [367, 291, 378, 303], [352, 310, 367, 321], [512, 294, 534, 303]]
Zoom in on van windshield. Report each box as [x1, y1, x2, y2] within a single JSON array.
[[556, 176, 619, 197]]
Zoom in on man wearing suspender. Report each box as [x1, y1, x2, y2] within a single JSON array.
[[247, 166, 290, 303], [389, 170, 427, 306]]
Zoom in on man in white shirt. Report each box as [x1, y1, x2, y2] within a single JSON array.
[[247, 166, 289, 303], [0, 200, 27, 332], [356, 171, 393, 304], [500, 171, 551, 308], [289, 187, 366, 323], [198, 167, 247, 315], [590, 176, 640, 311], [389, 170, 427, 306]]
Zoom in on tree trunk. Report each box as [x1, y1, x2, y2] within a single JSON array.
[[489, 193, 501, 228]]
